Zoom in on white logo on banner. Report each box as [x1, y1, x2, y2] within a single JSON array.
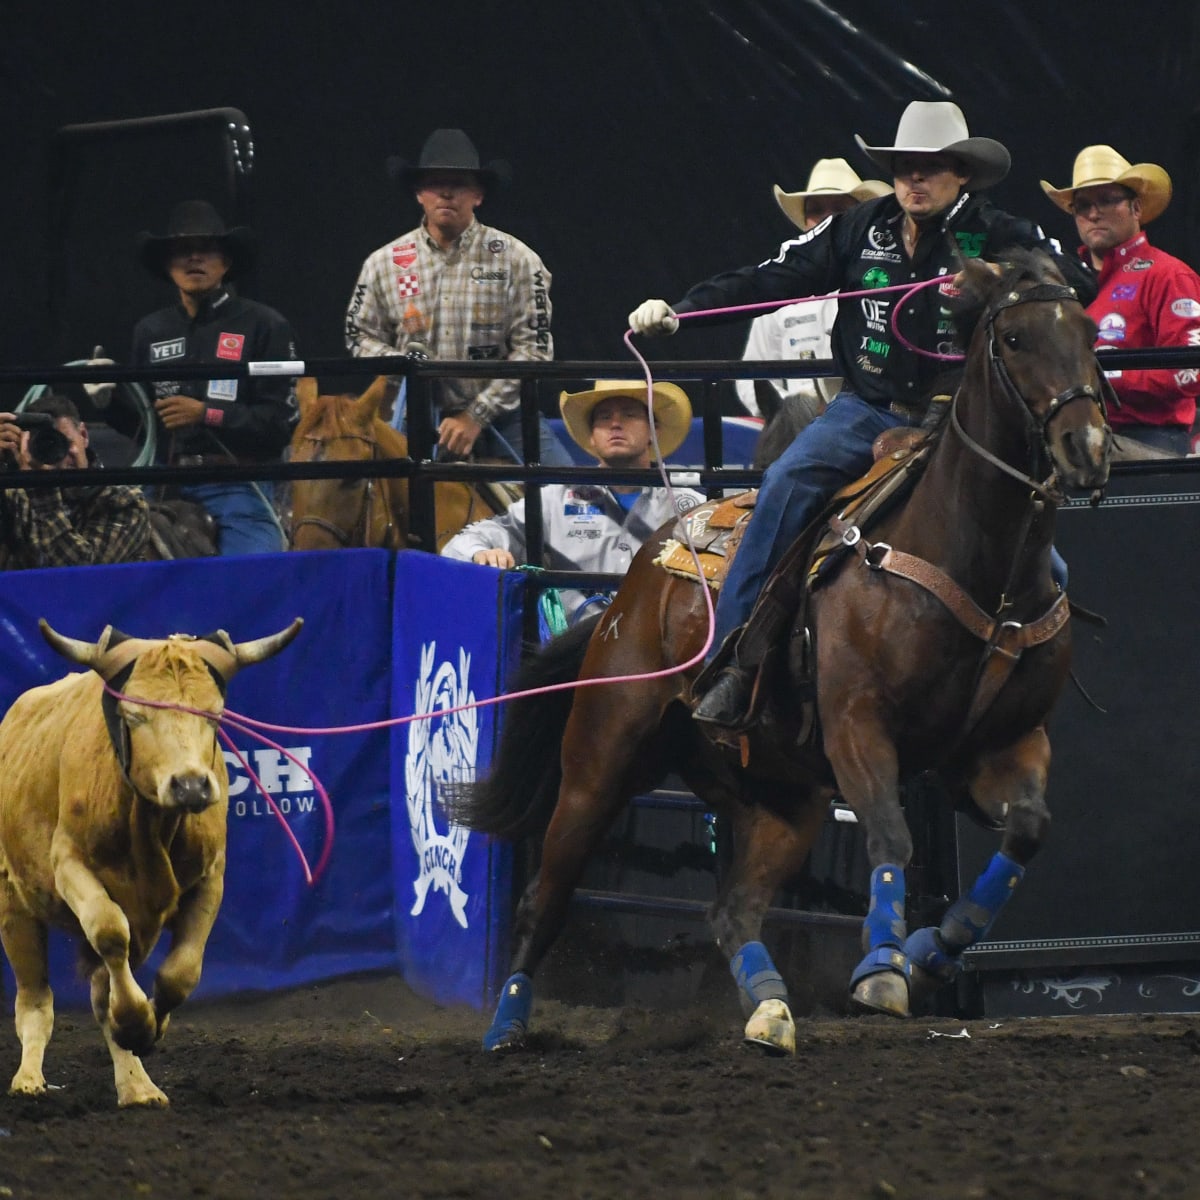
[[406, 641, 477, 928]]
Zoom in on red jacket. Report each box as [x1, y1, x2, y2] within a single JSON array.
[[1087, 232, 1200, 430]]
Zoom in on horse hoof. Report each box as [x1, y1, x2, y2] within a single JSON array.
[[743, 998, 795, 1056], [851, 970, 911, 1018], [482, 1020, 527, 1052]]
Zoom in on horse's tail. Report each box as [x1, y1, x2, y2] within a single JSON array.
[[449, 614, 600, 841]]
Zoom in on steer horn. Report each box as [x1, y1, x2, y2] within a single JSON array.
[[39, 620, 163, 679], [193, 617, 304, 681]]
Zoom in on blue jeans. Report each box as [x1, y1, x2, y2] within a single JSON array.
[[1113, 423, 1192, 456], [712, 393, 915, 652], [182, 482, 284, 556]]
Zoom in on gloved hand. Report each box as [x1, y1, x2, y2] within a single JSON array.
[[82, 345, 116, 409], [628, 299, 680, 337]]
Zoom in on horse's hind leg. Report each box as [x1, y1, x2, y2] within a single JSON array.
[[905, 728, 1051, 1004], [707, 792, 829, 1056], [484, 684, 670, 1052]]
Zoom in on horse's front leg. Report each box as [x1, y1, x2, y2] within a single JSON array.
[[822, 722, 915, 1017], [708, 794, 829, 1056], [905, 726, 1051, 1004]]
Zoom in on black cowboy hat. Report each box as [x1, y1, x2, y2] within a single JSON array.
[[135, 200, 256, 281], [385, 128, 512, 191]]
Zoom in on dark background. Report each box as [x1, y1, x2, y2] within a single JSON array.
[[3, 0, 1198, 406]]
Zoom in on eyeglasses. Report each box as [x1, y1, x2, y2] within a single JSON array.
[[1069, 193, 1133, 217]]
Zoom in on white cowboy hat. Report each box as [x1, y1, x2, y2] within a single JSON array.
[[559, 379, 692, 460], [772, 158, 892, 230], [1040, 145, 1172, 224], [855, 101, 1011, 191]]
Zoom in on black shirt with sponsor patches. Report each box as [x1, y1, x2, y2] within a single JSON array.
[[673, 192, 1096, 408], [127, 289, 298, 462]]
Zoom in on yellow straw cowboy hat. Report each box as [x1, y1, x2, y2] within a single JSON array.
[[773, 158, 892, 230], [1040, 145, 1172, 224], [855, 101, 1011, 191], [559, 379, 693, 460]]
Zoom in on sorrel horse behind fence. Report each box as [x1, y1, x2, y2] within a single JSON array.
[[454, 250, 1113, 1054], [287, 376, 515, 552]]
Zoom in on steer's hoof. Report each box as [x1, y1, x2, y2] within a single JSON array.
[[743, 998, 796, 1056], [851, 969, 911, 1018]]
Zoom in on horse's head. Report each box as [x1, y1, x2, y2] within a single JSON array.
[[957, 250, 1111, 494], [288, 376, 408, 550]]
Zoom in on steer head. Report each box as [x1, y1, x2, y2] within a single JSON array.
[[39, 618, 303, 812]]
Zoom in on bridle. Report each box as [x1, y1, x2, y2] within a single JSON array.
[[949, 280, 1111, 506], [289, 430, 402, 549]]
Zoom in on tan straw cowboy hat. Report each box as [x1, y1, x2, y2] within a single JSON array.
[[1040, 145, 1172, 224], [855, 101, 1011, 191], [772, 158, 892, 230], [559, 379, 693, 460]]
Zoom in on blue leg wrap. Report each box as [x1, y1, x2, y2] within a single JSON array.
[[941, 850, 1025, 955], [729, 941, 788, 1017], [903, 850, 1026, 988], [903, 925, 959, 983], [862, 864, 907, 952], [482, 972, 533, 1052], [851, 864, 910, 988]]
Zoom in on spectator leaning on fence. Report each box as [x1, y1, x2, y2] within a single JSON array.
[[441, 379, 704, 620], [345, 127, 572, 466], [124, 200, 298, 555], [1042, 145, 1200, 457], [0, 393, 150, 569]]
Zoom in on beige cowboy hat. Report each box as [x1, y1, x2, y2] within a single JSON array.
[[772, 158, 892, 230], [559, 379, 693, 460], [855, 101, 1011, 191], [1040, 145, 1172, 224]]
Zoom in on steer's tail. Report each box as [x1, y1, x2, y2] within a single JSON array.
[[448, 615, 599, 840]]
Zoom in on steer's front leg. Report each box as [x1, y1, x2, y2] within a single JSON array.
[[53, 842, 156, 1055], [153, 864, 225, 1041]]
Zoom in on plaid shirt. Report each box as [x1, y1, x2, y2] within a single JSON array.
[[1, 482, 150, 569], [345, 219, 552, 426]]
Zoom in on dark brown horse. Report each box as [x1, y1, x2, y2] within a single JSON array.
[[455, 250, 1112, 1054], [288, 376, 514, 552]]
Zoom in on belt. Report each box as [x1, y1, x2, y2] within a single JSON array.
[[172, 454, 239, 467]]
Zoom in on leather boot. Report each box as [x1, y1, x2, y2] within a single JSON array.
[[692, 661, 757, 728]]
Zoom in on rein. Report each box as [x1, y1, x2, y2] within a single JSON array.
[[948, 281, 1105, 507], [840, 277, 1106, 740]]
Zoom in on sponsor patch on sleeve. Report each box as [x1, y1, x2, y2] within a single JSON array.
[[1171, 298, 1200, 318]]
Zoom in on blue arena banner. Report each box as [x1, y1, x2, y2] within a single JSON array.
[[390, 555, 525, 1010], [0, 551, 398, 1004]]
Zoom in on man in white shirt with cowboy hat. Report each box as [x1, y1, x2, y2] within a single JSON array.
[[441, 379, 703, 619], [629, 99, 1092, 729], [1042, 145, 1200, 456], [737, 158, 891, 419]]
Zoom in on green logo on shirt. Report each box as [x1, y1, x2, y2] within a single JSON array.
[[954, 232, 985, 258], [863, 267, 891, 289]]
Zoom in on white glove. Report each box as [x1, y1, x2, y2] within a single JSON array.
[[82, 345, 116, 408], [628, 299, 680, 337]]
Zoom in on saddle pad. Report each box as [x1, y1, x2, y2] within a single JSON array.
[[653, 491, 758, 589]]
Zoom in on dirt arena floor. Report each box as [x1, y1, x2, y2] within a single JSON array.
[[0, 970, 1196, 1200]]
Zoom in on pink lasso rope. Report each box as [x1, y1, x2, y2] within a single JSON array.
[[102, 274, 960, 882]]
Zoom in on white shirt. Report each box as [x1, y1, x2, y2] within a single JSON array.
[[735, 296, 841, 415]]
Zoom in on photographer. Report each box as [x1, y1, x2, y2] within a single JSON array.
[[0, 393, 150, 569]]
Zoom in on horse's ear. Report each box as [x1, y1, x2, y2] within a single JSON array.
[[754, 379, 782, 423], [355, 376, 392, 423], [296, 377, 319, 412]]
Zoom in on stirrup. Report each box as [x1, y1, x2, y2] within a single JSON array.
[[692, 663, 756, 729]]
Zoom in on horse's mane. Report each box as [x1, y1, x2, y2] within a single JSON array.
[[949, 246, 1065, 348], [293, 391, 409, 457]]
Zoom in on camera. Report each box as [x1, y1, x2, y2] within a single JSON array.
[[14, 412, 71, 467]]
